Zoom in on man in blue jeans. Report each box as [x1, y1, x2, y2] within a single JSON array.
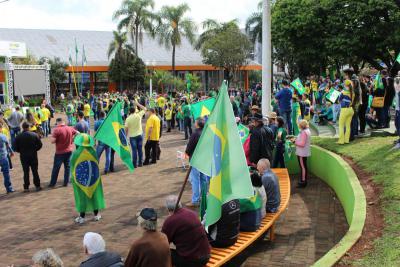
[[0, 122, 14, 194], [275, 80, 293, 134], [125, 102, 146, 168], [94, 111, 111, 174], [49, 118, 78, 187], [185, 118, 208, 207]]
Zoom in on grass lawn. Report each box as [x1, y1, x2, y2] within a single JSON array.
[[313, 136, 400, 267]]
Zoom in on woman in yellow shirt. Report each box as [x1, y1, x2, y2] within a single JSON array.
[[165, 104, 172, 132]]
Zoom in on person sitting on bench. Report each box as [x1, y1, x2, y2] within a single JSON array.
[[207, 199, 240, 248], [257, 158, 281, 213], [162, 195, 210, 267], [239, 171, 266, 232]]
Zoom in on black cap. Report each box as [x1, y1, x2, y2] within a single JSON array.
[[139, 208, 157, 221], [250, 113, 263, 121]]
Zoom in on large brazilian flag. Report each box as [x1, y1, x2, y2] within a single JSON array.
[[191, 98, 216, 120], [190, 82, 253, 230], [94, 102, 134, 172], [71, 135, 105, 213]]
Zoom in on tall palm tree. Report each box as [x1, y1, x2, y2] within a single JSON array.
[[113, 0, 157, 55], [156, 3, 197, 76], [195, 19, 239, 50], [245, 1, 262, 44], [107, 30, 134, 60]]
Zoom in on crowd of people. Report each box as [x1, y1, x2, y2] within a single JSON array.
[[3, 66, 400, 266]]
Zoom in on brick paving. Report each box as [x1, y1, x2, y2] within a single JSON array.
[[0, 118, 347, 267]]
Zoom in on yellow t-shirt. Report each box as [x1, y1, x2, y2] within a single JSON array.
[[41, 108, 50, 122], [145, 114, 160, 141], [157, 97, 166, 108], [84, 104, 91, 117], [165, 109, 172, 120], [125, 110, 146, 138], [34, 113, 42, 125]]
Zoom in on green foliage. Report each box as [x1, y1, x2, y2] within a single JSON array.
[[113, 0, 158, 53], [151, 70, 173, 91], [199, 21, 252, 84], [268, 0, 400, 77], [313, 137, 400, 266], [249, 70, 262, 85], [185, 73, 202, 92], [12, 51, 38, 65], [156, 3, 197, 75]]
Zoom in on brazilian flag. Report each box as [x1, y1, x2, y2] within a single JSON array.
[[71, 134, 105, 213], [191, 98, 216, 120], [374, 72, 384, 91], [291, 78, 306, 95], [190, 82, 253, 230], [239, 189, 262, 213], [237, 123, 249, 144], [94, 102, 134, 172]]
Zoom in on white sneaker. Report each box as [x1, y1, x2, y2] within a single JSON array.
[[75, 216, 85, 224], [94, 214, 102, 221]]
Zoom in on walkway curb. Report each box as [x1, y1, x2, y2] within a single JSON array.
[[287, 145, 367, 267]]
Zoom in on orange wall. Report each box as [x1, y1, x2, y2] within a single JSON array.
[[0, 70, 5, 83]]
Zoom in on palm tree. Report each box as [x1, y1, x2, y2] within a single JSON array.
[[156, 3, 197, 76], [195, 19, 239, 50], [107, 30, 135, 60], [113, 0, 158, 54], [245, 1, 262, 44]]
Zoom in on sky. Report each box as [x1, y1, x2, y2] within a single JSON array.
[[0, 0, 260, 31]]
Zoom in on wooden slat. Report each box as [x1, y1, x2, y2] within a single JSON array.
[[206, 168, 291, 267]]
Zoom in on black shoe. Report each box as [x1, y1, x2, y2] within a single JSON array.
[[137, 163, 143, 167], [150, 161, 156, 165], [6, 189, 15, 194], [297, 181, 307, 188], [143, 162, 150, 166], [48, 184, 55, 188], [104, 170, 108, 175], [23, 189, 29, 193], [63, 184, 68, 187], [35, 187, 42, 192]]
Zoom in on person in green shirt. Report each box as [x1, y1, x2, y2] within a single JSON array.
[[291, 96, 301, 135], [273, 117, 287, 168], [182, 100, 192, 140], [66, 102, 75, 126]]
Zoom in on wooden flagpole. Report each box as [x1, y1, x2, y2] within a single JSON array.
[[174, 166, 192, 212]]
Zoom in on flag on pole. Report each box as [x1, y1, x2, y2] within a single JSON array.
[[70, 134, 105, 213], [237, 123, 250, 144], [94, 102, 134, 172], [68, 48, 73, 66], [291, 78, 306, 95], [396, 52, 400, 64], [74, 37, 79, 64], [325, 88, 341, 103], [82, 44, 87, 66], [68, 48, 79, 96], [190, 82, 254, 230], [374, 72, 384, 90], [186, 73, 191, 92], [190, 98, 216, 120]]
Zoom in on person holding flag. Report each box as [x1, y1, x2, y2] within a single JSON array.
[[71, 134, 105, 224], [189, 82, 254, 247]]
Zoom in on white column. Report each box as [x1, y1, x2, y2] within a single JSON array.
[[262, 0, 272, 116]]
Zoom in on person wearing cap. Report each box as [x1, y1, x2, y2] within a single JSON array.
[[268, 112, 278, 138], [49, 117, 78, 187], [125, 208, 171, 267], [80, 232, 123, 267], [162, 195, 210, 266], [249, 113, 274, 166], [14, 121, 42, 192], [275, 80, 293, 134]]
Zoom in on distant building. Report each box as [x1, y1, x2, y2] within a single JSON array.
[[0, 28, 261, 96]]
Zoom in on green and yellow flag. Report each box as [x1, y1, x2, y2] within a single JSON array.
[[190, 82, 254, 230], [291, 78, 306, 95], [94, 102, 134, 172], [237, 123, 250, 144], [191, 98, 216, 120], [71, 134, 105, 213]]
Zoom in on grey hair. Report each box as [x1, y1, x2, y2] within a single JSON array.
[[138, 215, 157, 231], [257, 158, 271, 171], [165, 195, 182, 212], [32, 248, 63, 267]]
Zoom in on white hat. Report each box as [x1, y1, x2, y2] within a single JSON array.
[[83, 232, 106, 255]]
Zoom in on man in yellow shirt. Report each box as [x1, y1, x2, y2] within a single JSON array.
[[143, 108, 160, 166], [165, 104, 172, 132], [125, 101, 147, 168], [83, 100, 91, 122], [40, 104, 51, 137]]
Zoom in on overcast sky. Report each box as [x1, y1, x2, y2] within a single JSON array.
[[0, 0, 260, 31]]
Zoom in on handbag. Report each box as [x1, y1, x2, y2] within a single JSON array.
[[371, 96, 384, 108]]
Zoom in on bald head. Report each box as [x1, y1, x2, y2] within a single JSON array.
[[257, 158, 271, 174]]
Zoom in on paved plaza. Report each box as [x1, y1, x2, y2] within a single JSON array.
[[0, 121, 347, 267]]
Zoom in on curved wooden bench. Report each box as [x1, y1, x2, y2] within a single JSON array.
[[206, 168, 291, 267]]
